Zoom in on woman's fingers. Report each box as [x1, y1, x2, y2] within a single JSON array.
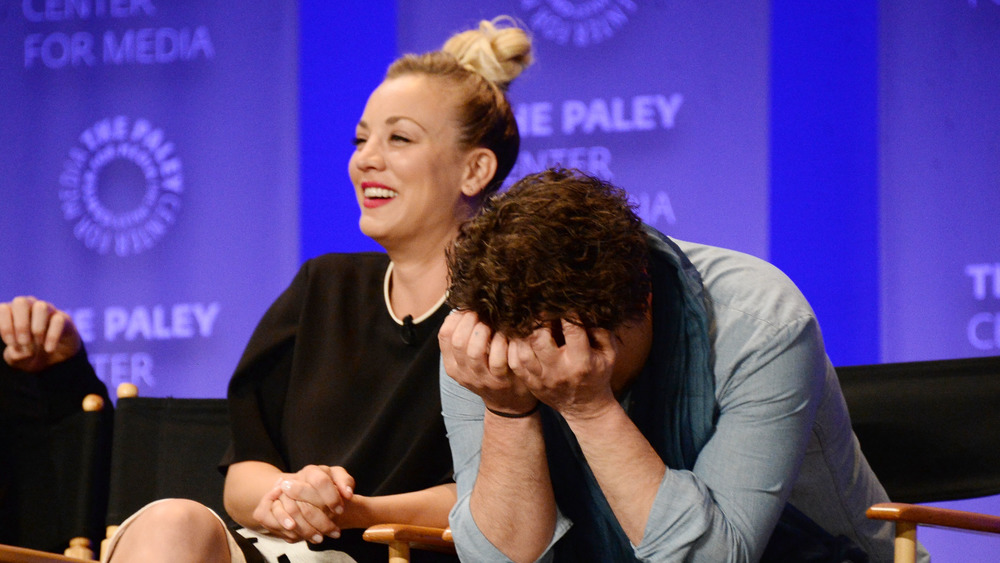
[[270, 465, 359, 541], [274, 491, 325, 542], [326, 466, 356, 503]]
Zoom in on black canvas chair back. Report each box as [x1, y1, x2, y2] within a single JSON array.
[[1, 395, 112, 553], [837, 355, 1000, 504], [105, 396, 232, 528]]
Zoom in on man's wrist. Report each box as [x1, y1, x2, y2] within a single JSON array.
[[486, 402, 540, 418], [560, 395, 624, 427]]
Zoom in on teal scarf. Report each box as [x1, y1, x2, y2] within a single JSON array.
[[541, 226, 716, 561]]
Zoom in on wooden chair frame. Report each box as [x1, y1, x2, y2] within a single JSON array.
[[362, 524, 455, 563], [866, 502, 1000, 563]]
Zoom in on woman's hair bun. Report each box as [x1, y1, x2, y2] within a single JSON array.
[[442, 16, 533, 91]]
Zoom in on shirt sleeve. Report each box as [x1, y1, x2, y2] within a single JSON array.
[[633, 314, 826, 562], [440, 362, 572, 562], [221, 261, 311, 472]]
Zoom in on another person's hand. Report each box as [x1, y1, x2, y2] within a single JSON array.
[[439, 310, 538, 415], [507, 318, 619, 420], [0, 296, 82, 372], [252, 464, 355, 543]]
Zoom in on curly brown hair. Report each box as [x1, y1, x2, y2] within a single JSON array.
[[447, 168, 651, 338]]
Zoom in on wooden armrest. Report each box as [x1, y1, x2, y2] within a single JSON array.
[[363, 524, 455, 553], [0, 543, 90, 563], [867, 502, 1000, 534]]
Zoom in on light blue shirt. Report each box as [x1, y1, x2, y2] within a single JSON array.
[[442, 237, 925, 562]]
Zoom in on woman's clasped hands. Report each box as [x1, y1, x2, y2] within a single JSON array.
[[253, 464, 358, 544]]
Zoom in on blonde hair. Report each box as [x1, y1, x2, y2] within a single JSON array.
[[386, 17, 533, 196], [441, 16, 532, 91]]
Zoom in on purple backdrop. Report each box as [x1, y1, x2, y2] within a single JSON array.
[[0, 1, 299, 398], [879, 1, 1000, 559], [1, 1, 997, 558], [880, 1, 1000, 363], [397, 0, 771, 259]]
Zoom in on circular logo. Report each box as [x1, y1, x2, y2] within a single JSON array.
[[519, 0, 637, 47], [59, 116, 183, 257]]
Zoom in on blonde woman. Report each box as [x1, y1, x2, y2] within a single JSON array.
[[104, 17, 532, 563]]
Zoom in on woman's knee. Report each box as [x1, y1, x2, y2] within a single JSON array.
[[113, 498, 229, 554], [136, 499, 220, 532]]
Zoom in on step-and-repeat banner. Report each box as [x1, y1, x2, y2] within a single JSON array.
[[880, 1, 1000, 362], [397, 0, 771, 260], [0, 2, 299, 398], [880, 2, 999, 560]]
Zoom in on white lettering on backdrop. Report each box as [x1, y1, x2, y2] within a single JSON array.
[[513, 94, 683, 227], [965, 263, 1000, 350], [70, 301, 221, 387], [20, 0, 216, 69], [516, 94, 684, 138]]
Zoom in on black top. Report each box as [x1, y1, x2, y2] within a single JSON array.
[[222, 253, 456, 561]]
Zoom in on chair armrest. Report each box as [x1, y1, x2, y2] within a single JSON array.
[[0, 543, 90, 563], [363, 524, 455, 554], [867, 502, 1000, 534]]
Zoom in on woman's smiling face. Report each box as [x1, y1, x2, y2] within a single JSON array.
[[348, 74, 477, 252]]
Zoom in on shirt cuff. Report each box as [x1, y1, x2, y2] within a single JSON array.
[[449, 491, 573, 563]]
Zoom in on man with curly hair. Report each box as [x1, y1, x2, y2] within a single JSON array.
[[439, 169, 916, 562]]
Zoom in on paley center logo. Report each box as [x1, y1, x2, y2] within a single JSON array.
[[519, 0, 637, 47], [59, 116, 183, 257]]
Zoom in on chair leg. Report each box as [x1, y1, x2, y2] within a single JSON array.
[[388, 541, 410, 563], [99, 525, 119, 562], [893, 521, 917, 563]]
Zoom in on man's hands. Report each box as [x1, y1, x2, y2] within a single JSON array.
[[439, 310, 539, 415], [252, 464, 357, 543], [508, 319, 620, 421], [0, 296, 82, 372], [440, 310, 620, 420]]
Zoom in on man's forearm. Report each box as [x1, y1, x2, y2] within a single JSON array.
[[564, 402, 666, 545], [471, 410, 557, 563]]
